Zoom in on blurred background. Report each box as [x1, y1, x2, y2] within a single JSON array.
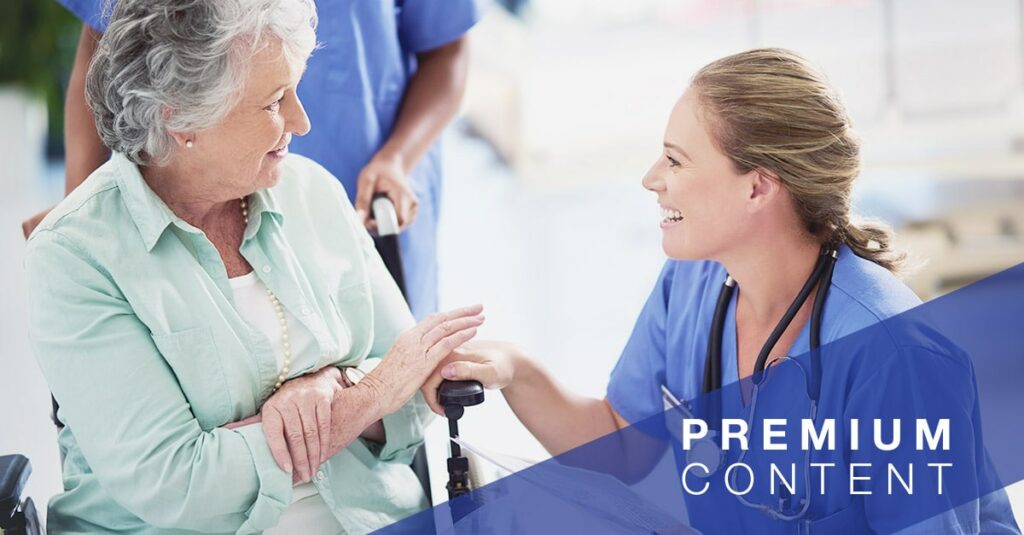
[[2, 0, 1023, 527]]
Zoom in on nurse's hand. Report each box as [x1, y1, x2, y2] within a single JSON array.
[[354, 152, 419, 231], [259, 366, 347, 483], [421, 340, 524, 416]]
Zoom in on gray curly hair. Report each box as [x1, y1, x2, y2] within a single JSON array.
[[86, 0, 318, 166]]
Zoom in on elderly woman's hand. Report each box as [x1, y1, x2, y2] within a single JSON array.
[[259, 366, 347, 483], [359, 304, 486, 416], [225, 305, 483, 480]]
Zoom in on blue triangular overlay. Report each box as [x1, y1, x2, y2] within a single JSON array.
[[377, 263, 1024, 534]]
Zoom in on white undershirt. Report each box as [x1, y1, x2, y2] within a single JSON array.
[[229, 272, 342, 530], [228, 272, 319, 373]]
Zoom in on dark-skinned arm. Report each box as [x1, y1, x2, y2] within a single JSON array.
[[353, 36, 471, 228]]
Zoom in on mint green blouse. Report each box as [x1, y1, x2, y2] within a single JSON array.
[[25, 153, 433, 534]]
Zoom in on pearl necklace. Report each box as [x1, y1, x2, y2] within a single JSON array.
[[241, 197, 291, 391]]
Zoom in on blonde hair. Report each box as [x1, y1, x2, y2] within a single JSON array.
[[690, 48, 905, 273]]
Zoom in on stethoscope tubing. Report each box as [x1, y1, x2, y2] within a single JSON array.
[[683, 248, 838, 520], [706, 249, 837, 402]]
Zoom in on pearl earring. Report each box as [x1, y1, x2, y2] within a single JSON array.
[[185, 139, 194, 148]]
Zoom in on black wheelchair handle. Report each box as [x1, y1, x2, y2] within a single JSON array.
[[438, 379, 485, 409]]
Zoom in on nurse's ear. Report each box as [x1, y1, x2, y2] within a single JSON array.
[[745, 167, 783, 214]]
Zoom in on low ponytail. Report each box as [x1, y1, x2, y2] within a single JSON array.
[[838, 217, 906, 274]]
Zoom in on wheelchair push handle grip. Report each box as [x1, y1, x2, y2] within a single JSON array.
[[438, 380, 485, 411], [371, 195, 400, 237]]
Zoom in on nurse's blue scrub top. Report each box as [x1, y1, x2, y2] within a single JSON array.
[[607, 246, 1019, 534], [58, 0, 484, 319]]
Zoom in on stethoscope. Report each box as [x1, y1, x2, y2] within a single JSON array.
[[666, 248, 838, 521]]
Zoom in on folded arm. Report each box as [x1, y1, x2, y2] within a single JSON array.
[[242, 206, 480, 474]]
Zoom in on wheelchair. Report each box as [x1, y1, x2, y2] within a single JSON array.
[[0, 454, 41, 535], [1, 197, 430, 534]]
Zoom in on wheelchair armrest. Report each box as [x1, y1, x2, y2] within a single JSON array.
[[0, 454, 31, 523]]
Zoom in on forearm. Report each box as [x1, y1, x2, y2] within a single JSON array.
[[376, 37, 469, 172], [64, 24, 109, 194], [503, 355, 622, 456], [326, 382, 386, 458], [339, 365, 388, 443]]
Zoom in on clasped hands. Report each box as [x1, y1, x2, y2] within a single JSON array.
[[223, 304, 485, 484]]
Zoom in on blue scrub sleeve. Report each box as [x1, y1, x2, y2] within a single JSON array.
[[57, 0, 109, 32], [397, 0, 485, 53], [846, 345, 1018, 533], [606, 262, 675, 425]]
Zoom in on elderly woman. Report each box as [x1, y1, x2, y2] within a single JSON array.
[[25, 1, 483, 533]]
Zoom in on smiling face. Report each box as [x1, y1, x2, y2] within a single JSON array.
[[642, 90, 759, 261], [178, 38, 310, 200]]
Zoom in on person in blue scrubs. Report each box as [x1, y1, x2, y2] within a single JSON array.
[[422, 49, 1020, 533], [27, 0, 483, 319]]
